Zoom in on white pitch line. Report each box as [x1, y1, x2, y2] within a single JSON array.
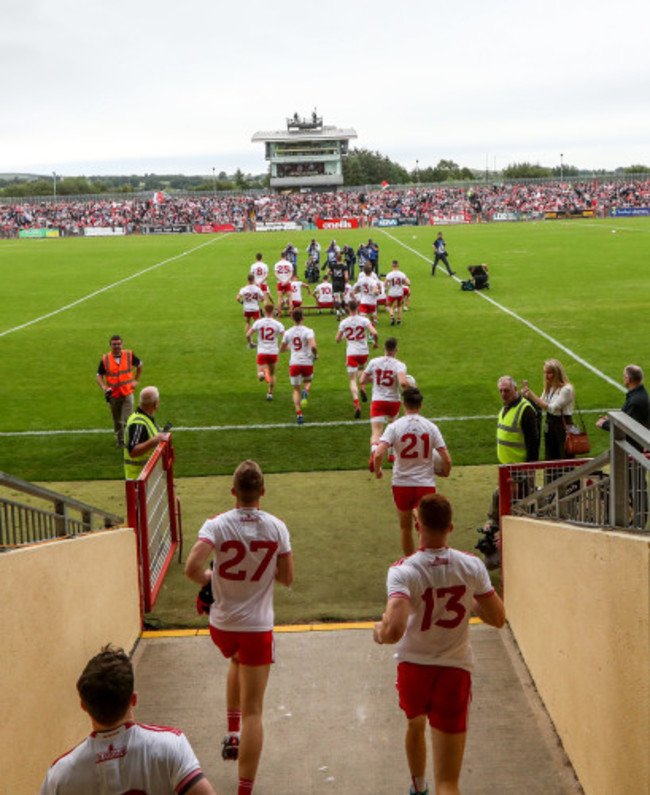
[[0, 408, 611, 438], [0, 235, 229, 338], [379, 228, 626, 394]]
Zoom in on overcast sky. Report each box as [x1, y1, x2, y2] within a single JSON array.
[[2, 0, 649, 177]]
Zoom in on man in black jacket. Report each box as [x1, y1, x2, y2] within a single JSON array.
[[597, 364, 649, 527]]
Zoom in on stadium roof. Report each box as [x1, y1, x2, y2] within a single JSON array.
[[251, 126, 357, 143]]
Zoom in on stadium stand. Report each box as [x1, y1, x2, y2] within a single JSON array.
[[1, 179, 649, 237]]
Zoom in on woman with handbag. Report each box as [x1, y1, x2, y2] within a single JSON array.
[[522, 359, 575, 460]]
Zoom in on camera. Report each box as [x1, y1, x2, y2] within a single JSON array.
[[104, 388, 112, 403], [475, 524, 500, 570]]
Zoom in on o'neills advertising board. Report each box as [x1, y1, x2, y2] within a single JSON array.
[[84, 227, 126, 236], [428, 213, 470, 225], [315, 217, 360, 230], [194, 223, 237, 233], [255, 221, 301, 232]]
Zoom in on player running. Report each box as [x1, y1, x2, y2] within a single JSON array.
[[359, 336, 409, 470], [335, 299, 378, 419], [354, 263, 380, 324], [384, 259, 411, 326], [185, 460, 294, 795], [249, 253, 271, 302], [273, 252, 294, 317], [237, 273, 265, 347], [280, 308, 318, 424], [247, 303, 285, 401], [373, 387, 452, 555], [374, 493, 505, 795]]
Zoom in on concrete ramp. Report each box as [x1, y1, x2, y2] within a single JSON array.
[[133, 624, 582, 794]]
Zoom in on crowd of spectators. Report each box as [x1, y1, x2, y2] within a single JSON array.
[[1, 180, 649, 238]]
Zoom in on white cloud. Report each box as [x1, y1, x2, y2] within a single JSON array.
[[1, 0, 649, 175]]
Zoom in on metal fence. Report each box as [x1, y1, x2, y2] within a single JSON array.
[[0, 472, 124, 548], [500, 410, 650, 533]]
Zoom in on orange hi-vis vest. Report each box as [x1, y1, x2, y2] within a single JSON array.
[[102, 350, 135, 397]]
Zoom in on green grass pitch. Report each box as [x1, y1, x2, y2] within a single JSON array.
[[1, 217, 648, 482], [2, 217, 648, 625]]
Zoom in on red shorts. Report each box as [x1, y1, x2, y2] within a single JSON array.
[[370, 400, 401, 419], [392, 485, 436, 511], [209, 626, 274, 666], [277, 283, 291, 294], [388, 295, 403, 305], [291, 299, 303, 307], [346, 354, 368, 369], [377, 298, 387, 306], [289, 364, 314, 379], [257, 354, 278, 366], [404, 286, 411, 296], [244, 310, 260, 320], [397, 662, 471, 733], [260, 283, 269, 293], [317, 301, 334, 309], [359, 303, 377, 315]]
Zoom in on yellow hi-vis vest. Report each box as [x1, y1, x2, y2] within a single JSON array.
[[497, 398, 534, 464], [124, 410, 159, 479]]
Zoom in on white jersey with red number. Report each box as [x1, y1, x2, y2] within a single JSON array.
[[199, 507, 291, 632], [338, 314, 374, 356], [238, 284, 264, 313], [387, 547, 494, 671], [290, 280, 306, 303], [314, 282, 334, 304], [40, 722, 203, 795], [384, 269, 409, 298], [274, 259, 293, 285], [283, 325, 316, 366], [343, 283, 354, 304], [354, 274, 379, 306], [249, 261, 269, 287], [364, 355, 407, 402], [380, 413, 446, 486], [251, 317, 284, 355]]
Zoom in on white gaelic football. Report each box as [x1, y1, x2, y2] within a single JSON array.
[[404, 374, 417, 388], [433, 449, 445, 474]]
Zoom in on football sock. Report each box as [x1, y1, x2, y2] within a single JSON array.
[[227, 709, 241, 733], [354, 398, 360, 409], [238, 778, 254, 794]]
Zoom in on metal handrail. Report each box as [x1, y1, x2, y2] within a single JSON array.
[[0, 471, 124, 548]]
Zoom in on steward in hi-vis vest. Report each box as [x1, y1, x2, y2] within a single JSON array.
[[96, 335, 143, 448], [497, 397, 536, 463], [123, 386, 170, 480], [102, 349, 136, 397]]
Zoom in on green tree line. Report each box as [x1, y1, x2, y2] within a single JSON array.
[[1, 154, 647, 198]]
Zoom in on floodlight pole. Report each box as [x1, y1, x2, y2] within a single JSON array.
[[416, 159, 419, 184], [212, 167, 217, 196], [52, 171, 57, 198], [560, 153, 564, 181]]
